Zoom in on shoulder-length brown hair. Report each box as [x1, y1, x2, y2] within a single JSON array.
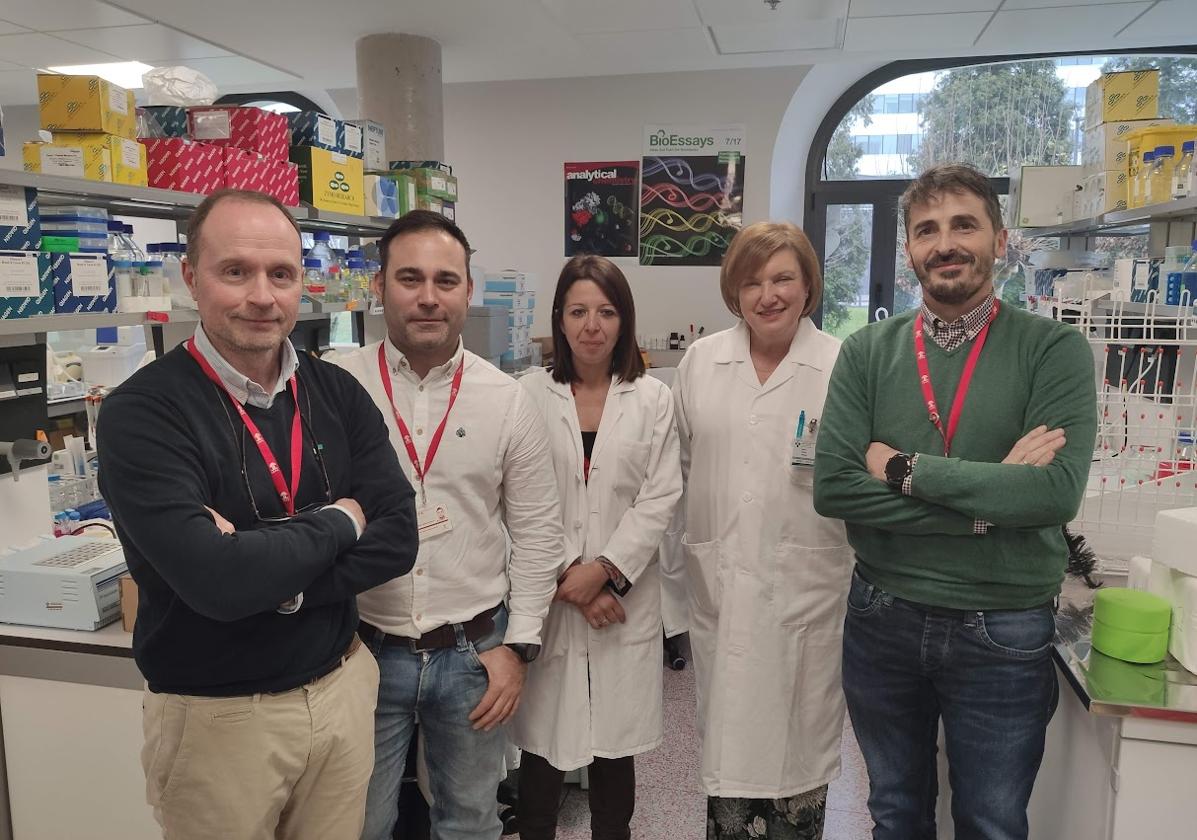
[[550, 254, 645, 384], [719, 221, 823, 319]]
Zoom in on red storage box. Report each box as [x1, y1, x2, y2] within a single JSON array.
[[224, 148, 300, 207], [143, 139, 224, 194], [188, 106, 289, 162]]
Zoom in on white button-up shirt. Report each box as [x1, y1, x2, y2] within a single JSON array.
[[329, 338, 563, 644], [192, 324, 298, 409]]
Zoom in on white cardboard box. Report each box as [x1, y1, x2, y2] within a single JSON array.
[[1008, 165, 1083, 228], [1080, 170, 1130, 218]]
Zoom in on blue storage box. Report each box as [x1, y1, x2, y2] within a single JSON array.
[[0, 185, 40, 250], [287, 111, 340, 153], [0, 251, 54, 319], [139, 106, 189, 138], [51, 252, 115, 314]]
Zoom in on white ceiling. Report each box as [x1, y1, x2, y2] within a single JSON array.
[[0, 0, 1187, 107]]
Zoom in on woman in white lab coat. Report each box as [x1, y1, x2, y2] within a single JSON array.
[[512, 254, 682, 840], [674, 222, 853, 840]]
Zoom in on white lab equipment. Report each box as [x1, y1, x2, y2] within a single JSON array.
[[0, 536, 126, 630], [80, 336, 148, 388]]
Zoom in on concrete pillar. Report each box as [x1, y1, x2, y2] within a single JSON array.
[[355, 34, 444, 164]]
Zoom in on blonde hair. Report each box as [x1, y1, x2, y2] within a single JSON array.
[[719, 221, 823, 319]]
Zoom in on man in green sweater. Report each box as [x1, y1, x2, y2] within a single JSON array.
[[813, 164, 1096, 840]]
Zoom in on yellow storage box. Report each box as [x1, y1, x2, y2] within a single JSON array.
[[23, 134, 148, 186], [37, 75, 138, 139]]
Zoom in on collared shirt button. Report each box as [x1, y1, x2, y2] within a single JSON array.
[[742, 492, 753, 503], [749, 414, 758, 425], [415, 613, 422, 621], [415, 568, 424, 576], [416, 428, 424, 435], [418, 384, 424, 392]]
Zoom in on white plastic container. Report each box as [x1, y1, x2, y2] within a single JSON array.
[[80, 341, 147, 387]]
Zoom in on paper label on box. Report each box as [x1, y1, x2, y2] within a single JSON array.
[[0, 185, 29, 227], [193, 110, 232, 141], [430, 175, 447, 193], [331, 152, 348, 165], [39, 147, 86, 178], [317, 115, 337, 148], [0, 254, 38, 297], [344, 124, 363, 154], [119, 138, 141, 169], [70, 255, 109, 297], [108, 83, 129, 115]]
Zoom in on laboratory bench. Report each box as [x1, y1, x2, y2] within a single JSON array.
[[0, 578, 1193, 839]]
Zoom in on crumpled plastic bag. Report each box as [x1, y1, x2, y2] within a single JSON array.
[[141, 66, 219, 106]]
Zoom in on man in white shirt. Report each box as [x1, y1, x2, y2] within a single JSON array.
[[331, 211, 563, 840]]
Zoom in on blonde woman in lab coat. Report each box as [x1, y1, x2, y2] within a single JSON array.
[[674, 222, 853, 840], [512, 254, 682, 840]]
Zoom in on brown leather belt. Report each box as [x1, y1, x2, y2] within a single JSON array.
[[359, 605, 499, 653], [308, 633, 362, 684]]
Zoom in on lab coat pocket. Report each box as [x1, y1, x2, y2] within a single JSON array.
[[681, 537, 724, 619], [616, 439, 653, 493], [773, 541, 855, 629]]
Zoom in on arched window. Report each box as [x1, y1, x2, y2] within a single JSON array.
[[805, 48, 1197, 338]]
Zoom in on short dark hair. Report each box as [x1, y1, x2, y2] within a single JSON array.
[[377, 210, 472, 279], [551, 254, 645, 384], [185, 189, 301, 267], [900, 164, 1003, 234]]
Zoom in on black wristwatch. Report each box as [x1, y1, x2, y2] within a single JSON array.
[[505, 643, 541, 663], [884, 452, 914, 489]]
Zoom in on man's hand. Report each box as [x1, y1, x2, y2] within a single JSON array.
[[1002, 425, 1066, 467], [866, 442, 900, 482], [554, 561, 610, 606], [204, 506, 236, 535], [579, 590, 627, 629], [332, 497, 367, 532], [468, 645, 527, 732]]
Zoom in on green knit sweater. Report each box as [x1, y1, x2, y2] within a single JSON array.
[[813, 304, 1097, 610]]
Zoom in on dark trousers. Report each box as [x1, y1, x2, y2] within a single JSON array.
[[841, 569, 1059, 840], [517, 751, 635, 840]]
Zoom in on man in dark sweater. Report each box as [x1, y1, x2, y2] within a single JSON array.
[[97, 189, 418, 839], [814, 165, 1097, 840]]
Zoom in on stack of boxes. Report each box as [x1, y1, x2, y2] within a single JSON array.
[[383, 161, 457, 221], [482, 271, 535, 367], [1080, 70, 1166, 217], [41, 205, 115, 315], [0, 185, 52, 320], [189, 106, 299, 205], [286, 110, 365, 216], [23, 75, 148, 187], [132, 103, 300, 203]]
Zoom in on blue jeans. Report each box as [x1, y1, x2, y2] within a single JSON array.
[[360, 606, 508, 840], [841, 568, 1059, 840]]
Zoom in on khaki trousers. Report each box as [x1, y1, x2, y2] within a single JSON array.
[[141, 641, 379, 839]]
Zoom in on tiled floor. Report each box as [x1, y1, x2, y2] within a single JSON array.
[[553, 663, 874, 839]]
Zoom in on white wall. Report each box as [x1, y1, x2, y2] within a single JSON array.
[[436, 66, 809, 339], [0, 105, 38, 171]]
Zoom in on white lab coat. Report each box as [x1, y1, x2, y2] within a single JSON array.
[[511, 369, 683, 771], [673, 320, 853, 799]]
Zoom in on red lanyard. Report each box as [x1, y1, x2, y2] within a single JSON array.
[[377, 343, 463, 494], [187, 338, 303, 515], [913, 301, 999, 456]]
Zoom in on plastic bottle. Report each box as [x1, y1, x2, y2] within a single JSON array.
[[347, 258, 369, 303], [326, 264, 347, 302], [307, 231, 334, 271], [1128, 148, 1143, 208], [113, 259, 135, 309], [107, 220, 132, 260], [1175, 141, 1195, 200], [161, 244, 192, 309], [1179, 432, 1195, 473], [122, 223, 145, 261], [303, 257, 328, 301], [148, 259, 168, 297], [1138, 150, 1156, 208], [1149, 146, 1175, 207]]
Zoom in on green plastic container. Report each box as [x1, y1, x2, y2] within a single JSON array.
[[1091, 588, 1171, 664]]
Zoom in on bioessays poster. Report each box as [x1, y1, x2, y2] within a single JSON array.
[[564, 161, 639, 257], [639, 125, 745, 266]]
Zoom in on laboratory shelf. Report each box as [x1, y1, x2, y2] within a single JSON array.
[[1019, 195, 1197, 238]]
